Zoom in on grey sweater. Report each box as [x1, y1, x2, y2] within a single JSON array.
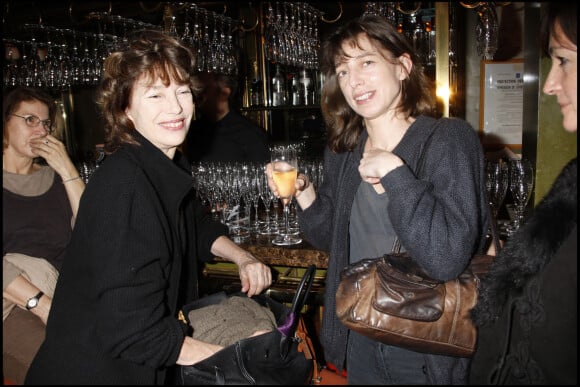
[[298, 115, 489, 383]]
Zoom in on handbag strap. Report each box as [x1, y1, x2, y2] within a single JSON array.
[[277, 264, 317, 336]]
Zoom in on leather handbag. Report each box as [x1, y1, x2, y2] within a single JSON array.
[[179, 265, 317, 385], [335, 250, 493, 357]]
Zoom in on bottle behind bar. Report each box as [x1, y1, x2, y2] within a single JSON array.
[[250, 60, 262, 106], [299, 69, 313, 106], [291, 72, 302, 106], [271, 64, 286, 106]]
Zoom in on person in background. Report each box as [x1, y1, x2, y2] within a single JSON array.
[[266, 15, 488, 384], [469, 2, 577, 384], [184, 72, 270, 163], [25, 30, 272, 385], [3, 86, 85, 384]]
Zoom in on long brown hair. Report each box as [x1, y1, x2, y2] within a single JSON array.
[[96, 30, 201, 154], [320, 15, 434, 153]]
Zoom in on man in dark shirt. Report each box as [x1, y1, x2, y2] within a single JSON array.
[[185, 72, 270, 163]]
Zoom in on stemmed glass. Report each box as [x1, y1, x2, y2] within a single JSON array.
[[508, 158, 534, 233], [271, 146, 302, 246], [257, 171, 277, 236], [485, 159, 509, 219]]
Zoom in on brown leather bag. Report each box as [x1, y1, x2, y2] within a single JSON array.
[[336, 252, 494, 358]]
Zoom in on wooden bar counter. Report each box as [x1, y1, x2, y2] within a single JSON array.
[[213, 233, 329, 269], [203, 233, 329, 305]]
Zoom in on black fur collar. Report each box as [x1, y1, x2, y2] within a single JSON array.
[[472, 158, 577, 326]]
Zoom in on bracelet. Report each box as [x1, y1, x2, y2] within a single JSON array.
[[297, 173, 310, 190], [62, 176, 82, 184]]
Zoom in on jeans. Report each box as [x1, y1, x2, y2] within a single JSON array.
[[346, 331, 428, 385]]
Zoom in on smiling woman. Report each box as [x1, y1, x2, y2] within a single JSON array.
[[24, 29, 272, 385], [267, 14, 489, 384]]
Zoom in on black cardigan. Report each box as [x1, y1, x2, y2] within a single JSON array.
[[25, 132, 227, 385]]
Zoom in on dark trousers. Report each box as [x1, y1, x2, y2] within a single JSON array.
[[346, 330, 428, 385]]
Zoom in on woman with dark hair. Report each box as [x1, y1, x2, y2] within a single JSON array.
[[25, 30, 271, 385], [469, 3, 577, 384], [3, 86, 85, 384], [266, 15, 488, 384]]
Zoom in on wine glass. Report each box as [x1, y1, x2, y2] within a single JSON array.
[[271, 146, 302, 246], [257, 170, 277, 236], [508, 158, 534, 233], [485, 159, 509, 219]]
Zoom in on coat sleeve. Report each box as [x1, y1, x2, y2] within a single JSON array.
[[191, 195, 229, 262], [298, 148, 343, 251], [383, 119, 488, 281]]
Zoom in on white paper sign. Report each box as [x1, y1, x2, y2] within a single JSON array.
[[480, 60, 524, 146]]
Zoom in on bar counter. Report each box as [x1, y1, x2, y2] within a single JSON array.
[[213, 233, 329, 269], [204, 233, 329, 305]]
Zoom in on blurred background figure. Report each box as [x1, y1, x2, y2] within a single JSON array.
[[185, 72, 270, 163], [3, 86, 85, 384]]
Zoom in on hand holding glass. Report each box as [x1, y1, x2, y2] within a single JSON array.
[[271, 146, 302, 246]]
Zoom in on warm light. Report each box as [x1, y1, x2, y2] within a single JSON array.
[[436, 85, 451, 100]]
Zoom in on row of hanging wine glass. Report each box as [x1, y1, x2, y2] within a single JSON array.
[[364, 1, 503, 61], [263, 2, 322, 70], [363, 2, 457, 67], [2, 4, 241, 89], [164, 3, 238, 75]]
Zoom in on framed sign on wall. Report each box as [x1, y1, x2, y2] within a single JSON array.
[[479, 59, 525, 148]]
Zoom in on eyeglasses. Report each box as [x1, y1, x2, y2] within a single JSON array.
[[10, 114, 53, 133]]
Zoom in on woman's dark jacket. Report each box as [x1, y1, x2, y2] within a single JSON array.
[[298, 115, 489, 384], [25, 132, 227, 385], [469, 158, 577, 385]]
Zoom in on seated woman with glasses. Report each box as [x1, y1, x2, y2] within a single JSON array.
[[3, 86, 85, 384]]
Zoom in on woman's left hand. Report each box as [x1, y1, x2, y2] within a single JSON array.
[[359, 148, 403, 184], [30, 135, 79, 180], [237, 254, 273, 297], [211, 236, 273, 297]]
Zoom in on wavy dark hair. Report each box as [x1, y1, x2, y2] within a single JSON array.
[[320, 14, 434, 153], [96, 30, 201, 154], [540, 2, 577, 57]]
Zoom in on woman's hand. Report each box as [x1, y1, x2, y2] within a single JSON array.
[[30, 135, 79, 181], [3, 275, 52, 325], [236, 252, 272, 297], [30, 134, 85, 219], [358, 148, 403, 185], [265, 162, 315, 209], [177, 336, 224, 365], [210, 236, 272, 297]]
